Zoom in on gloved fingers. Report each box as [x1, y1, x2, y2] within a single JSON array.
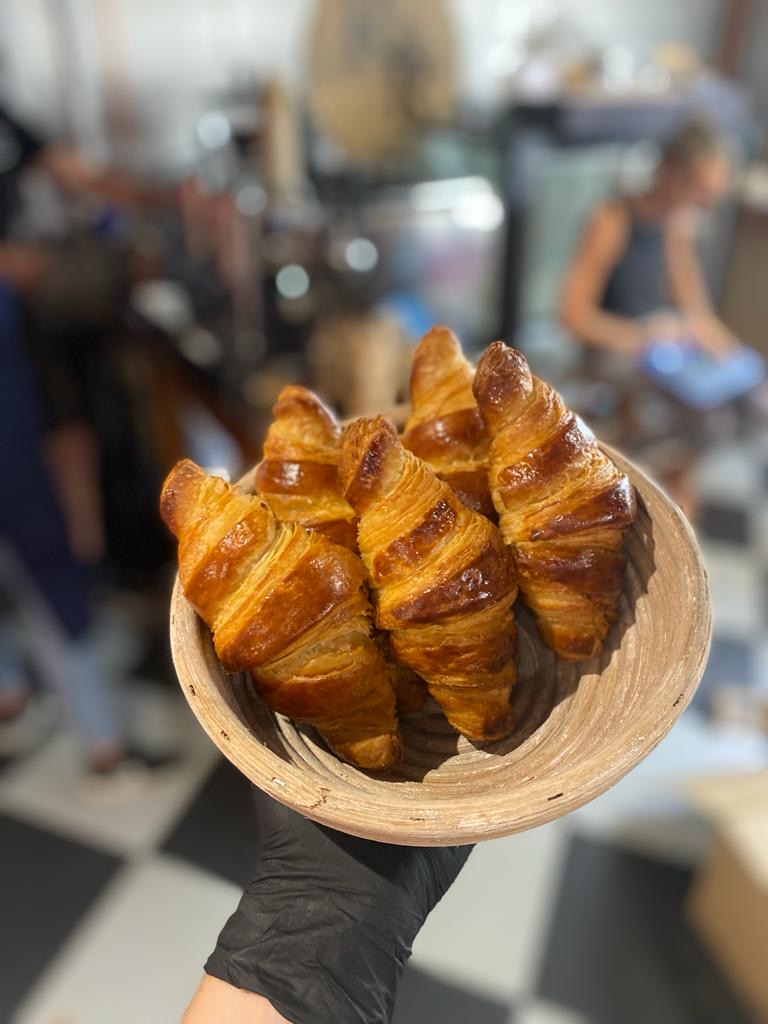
[[251, 787, 473, 914]]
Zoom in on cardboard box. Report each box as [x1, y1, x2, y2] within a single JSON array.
[[686, 771, 768, 1022]]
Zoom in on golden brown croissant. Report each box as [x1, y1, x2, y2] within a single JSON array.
[[252, 385, 428, 712], [161, 459, 401, 769], [402, 326, 496, 519], [339, 417, 517, 741], [375, 631, 429, 714], [473, 342, 637, 661], [252, 385, 358, 550]]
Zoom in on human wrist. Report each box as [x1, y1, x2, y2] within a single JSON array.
[[613, 320, 645, 354], [183, 975, 291, 1024]]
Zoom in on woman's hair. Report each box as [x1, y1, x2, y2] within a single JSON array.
[[661, 119, 723, 170]]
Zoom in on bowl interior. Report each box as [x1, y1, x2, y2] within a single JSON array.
[[170, 448, 711, 845]]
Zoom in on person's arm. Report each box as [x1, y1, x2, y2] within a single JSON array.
[[558, 202, 644, 355], [665, 213, 736, 357], [36, 144, 171, 210], [180, 789, 471, 1024], [183, 976, 290, 1024]]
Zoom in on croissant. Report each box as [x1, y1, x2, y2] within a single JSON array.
[[402, 326, 495, 519], [339, 417, 517, 741], [251, 386, 428, 712], [376, 631, 429, 714], [473, 342, 637, 661], [161, 459, 401, 769], [251, 385, 358, 550]]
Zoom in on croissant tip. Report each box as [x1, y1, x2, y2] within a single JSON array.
[[163, 456, 201, 477], [410, 325, 467, 397], [473, 342, 532, 418], [273, 382, 312, 407], [417, 324, 461, 353], [339, 416, 401, 510], [334, 731, 403, 770], [160, 459, 206, 535], [340, 414, 398, 452], [456, 704, 516, 743], [475, 340, 528, 374], [272, 384, 339, 425]]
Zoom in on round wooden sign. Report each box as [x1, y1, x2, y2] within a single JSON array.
[[307, 0, 457, 160]]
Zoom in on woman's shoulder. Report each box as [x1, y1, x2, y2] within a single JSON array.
[[584, 196, 631, 245], [594, 194, 632, 224]]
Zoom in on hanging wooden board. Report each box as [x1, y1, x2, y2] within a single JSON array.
[[307, 0, 457, 161]]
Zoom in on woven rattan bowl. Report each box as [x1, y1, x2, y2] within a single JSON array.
[[169, 447, 710, 846]]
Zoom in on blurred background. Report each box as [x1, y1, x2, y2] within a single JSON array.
[[1, 1, 768, 1021]]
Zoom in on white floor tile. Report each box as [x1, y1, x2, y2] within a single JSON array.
[[12, 855, 240, 1024], [752, 501, 768, 559], [699, 545, 763, 636], [694, 442, 758, 505], [410, 818, 569, 1002], [515, 997, 588, 1024], [571, 710, 768, 865], [0, 696, 217, 857], [754, 640, 768, 693], [746, 425, 768, 460]]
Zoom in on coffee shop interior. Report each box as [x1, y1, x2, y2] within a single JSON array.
[[1, 1, 768, 1022]]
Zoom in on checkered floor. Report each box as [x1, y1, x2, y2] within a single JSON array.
[[2, 432, 768, 1024]]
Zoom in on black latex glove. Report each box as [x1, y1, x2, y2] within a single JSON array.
[[205, 788, 473, 1024]]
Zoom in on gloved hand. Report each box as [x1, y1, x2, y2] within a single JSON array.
[[204, 787, 472, 1024]]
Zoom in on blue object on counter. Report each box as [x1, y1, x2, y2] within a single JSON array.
[[377, 292, 437, 344], [641, 341, 765, 409]]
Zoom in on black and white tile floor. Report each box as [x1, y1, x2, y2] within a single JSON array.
[[2, 433, 768, 1024]]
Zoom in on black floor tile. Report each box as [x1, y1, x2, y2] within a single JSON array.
[[693, 636, 754, 711], [161, 758, 259, 887], [128, 629, 176, 686], [394, 965, 510, 1024], [536, 834, 753, 1024], [0, 813, 121, 1020], [697, 503, 750, 546]]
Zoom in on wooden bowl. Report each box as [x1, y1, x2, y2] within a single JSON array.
[[169, 448, 710, 846]]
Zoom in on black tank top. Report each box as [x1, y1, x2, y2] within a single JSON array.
[[601, 202, 666, 319]]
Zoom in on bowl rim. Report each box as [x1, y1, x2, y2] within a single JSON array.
[[169, 444, 711, 845]]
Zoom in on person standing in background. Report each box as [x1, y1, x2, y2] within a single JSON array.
[[558, 120, 736, 511], [0, 99, 170, 782]]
